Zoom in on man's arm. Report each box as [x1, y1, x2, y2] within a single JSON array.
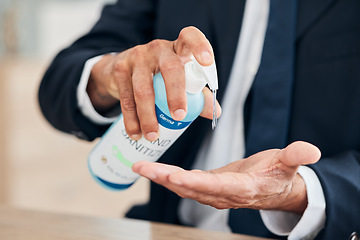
[[39, 0, 219, 142], [38, 0, 156, 140]]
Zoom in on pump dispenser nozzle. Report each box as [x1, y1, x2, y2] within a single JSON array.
[[184, 55, 219, 129], [191, 55, 218, 91]]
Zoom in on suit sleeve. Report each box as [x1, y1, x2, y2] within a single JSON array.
[[38, 0, 156, 141], [309, 151, 360, 239]]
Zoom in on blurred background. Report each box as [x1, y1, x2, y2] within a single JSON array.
[[0, 0, 149, 217]]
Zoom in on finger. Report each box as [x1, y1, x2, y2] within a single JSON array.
[[174, 26, 214, 66], [113, 60, 142, 140], [279, 141, 321, 167], [132, 161, 185, 181], [133, 162, 232, 208], [156, 44, 188, 121], [133, 162, 213, 196], [133, 162, 249, 209], [168, 170, 252, 197], [132, 66, 159, 141], [199, 88, 222, 119]]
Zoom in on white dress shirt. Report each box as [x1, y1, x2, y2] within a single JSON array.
[[76, 1, 326, 238]]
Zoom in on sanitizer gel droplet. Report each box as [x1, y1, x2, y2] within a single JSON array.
[[212, 89, 217, 130]]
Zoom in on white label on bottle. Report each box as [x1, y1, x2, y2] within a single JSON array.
[[88, 106, 192, 186]]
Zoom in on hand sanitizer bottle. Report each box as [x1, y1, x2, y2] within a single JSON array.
[[88, 56, 218, 191]]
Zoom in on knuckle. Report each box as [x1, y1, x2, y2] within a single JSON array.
[[130, 45, 147, 62], [133, 86, 154, 101], [132, 45, 144, 56], [159, 60, 181, 73], [148, 39, 166, 51], [125, 125, 140, 136], [140, 121, 158, 133], [113, 60, 130, 75], [120, 96, 137, 112]]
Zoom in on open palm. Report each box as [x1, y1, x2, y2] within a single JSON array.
[[133, 141, 321, 214]]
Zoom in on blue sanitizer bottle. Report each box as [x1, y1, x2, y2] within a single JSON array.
[[88, 56, 218, 190]]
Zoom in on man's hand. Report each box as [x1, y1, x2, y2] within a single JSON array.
[[132, 141, 321, 215], [87, 26, 221, 141]]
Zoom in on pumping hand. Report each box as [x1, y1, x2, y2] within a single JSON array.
[[87, 26, 221, 141]]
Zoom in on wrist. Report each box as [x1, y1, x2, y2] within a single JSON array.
[[87, 54, 119, 114], [279, 173, 308, 215]]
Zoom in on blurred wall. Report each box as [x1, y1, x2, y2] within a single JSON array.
[[0, 59, 8, 204], [1, 0, 112, 58], [0, 0, 149, 217]]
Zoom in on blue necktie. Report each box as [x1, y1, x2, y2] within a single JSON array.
[[245, 0, 298, 157], [229, 0, 298, 237]]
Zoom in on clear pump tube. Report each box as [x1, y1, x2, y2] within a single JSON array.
[[189, 55, 219, 130]]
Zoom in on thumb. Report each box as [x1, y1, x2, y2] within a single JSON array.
[[279, 141, 321, 167], [199, 87, 222, 120]]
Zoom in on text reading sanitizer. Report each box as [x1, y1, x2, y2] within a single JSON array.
[[88, 56, 218, 191]]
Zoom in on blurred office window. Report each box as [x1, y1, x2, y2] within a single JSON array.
[[1, 0, 116, 58]]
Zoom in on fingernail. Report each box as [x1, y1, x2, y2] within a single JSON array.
[[130, 134, 142, 141], [173, 109, 186, 121], [200, 51, 213, 65], [145, 132, 159, 141]]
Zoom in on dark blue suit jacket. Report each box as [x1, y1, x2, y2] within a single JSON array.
[[39, 0, 360, 239]]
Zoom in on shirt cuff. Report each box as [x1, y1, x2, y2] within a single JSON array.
[[77, 55, 118, 125], [260, 165, 326, 240]]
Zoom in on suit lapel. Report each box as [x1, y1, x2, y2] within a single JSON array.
[[207, 0, 338, 99], [297, 0, 338, 38]]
